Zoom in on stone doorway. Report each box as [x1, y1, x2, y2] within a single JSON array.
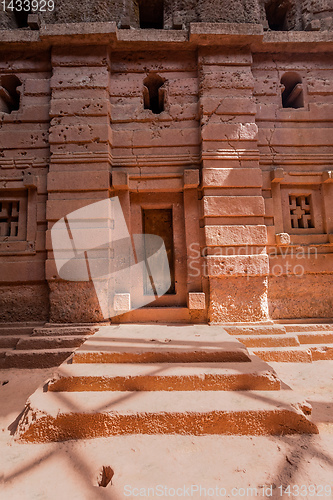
[[130, 191, 187, 309]]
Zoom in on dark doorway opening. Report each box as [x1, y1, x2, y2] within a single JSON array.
[[265, 0, 291, 30], [14, 10, 30, 28], [142, 208, 175, 295], [138, 0, 164, 29]]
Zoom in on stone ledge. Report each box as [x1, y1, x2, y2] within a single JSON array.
[[0, 22, 331, 49], [190, 22, 263, 39], [0, 30, 39, 43], [40, 21, 117, 40]]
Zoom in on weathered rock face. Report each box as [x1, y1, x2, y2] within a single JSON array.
[[41, 0, 124, 24], [301, 0, 333, 31], [0, 0, 332, 30], [195, 0, 262, 25]]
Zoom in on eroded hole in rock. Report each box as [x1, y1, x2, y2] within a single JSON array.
[[0, 75, 21, 113], [97, 466, 114, 487], [138, 0, 164, 29], [265, 0, 291, 30], [143, 74, 165, 114], [2, 380, 9, 386], [281, 72, 304, 108]]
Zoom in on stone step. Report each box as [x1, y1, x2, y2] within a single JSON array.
[[0, 336, 21, 349], [0, 348, 73, 369], [236, 334, 300, 348], [284, 324, 333, 333], [48, 358, 281, 392], [297, 332, 333, 344], [72, 325, 251, 364], [307, 344, 333, 361], [224, 325, 287, 336], [114, 308, 194, 324], [31, 326, 98, 337], [0, 325, 38, 336], [250, 347, 313, 363], [15, 336, 88, 350], [16, 388, 318, 442]]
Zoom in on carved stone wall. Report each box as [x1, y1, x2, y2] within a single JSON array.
[[253, 52, 333, 318], [0, 51, 51, 321], [0, 21, 332, 323]]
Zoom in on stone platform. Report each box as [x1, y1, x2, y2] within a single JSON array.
[[15, 324, 318, 442]]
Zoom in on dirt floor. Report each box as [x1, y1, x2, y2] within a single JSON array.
[[1, 361, 333, 500]]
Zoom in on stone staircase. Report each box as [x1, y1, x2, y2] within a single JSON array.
[[225, 324, 333, 362], [0, 323, 99, 368], [2, 322, 332, 369], [15, 324, 318, 442]]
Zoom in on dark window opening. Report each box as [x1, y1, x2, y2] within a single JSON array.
[[142, 208, 175, 295], [289, 195, 314, 229], [265, 0, 291, 30], [281, 72, 304, 108], [143, 74, 165, 114], [0, 75, 21, 113], [138, 0, 164, 29], [14, 10, 30, 28]]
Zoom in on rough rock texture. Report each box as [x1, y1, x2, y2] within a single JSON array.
[[268, 275, 333, 319], [0, 285, 49, 322], [197, 0, 261, 24], [48, 282, 104, 323], [0, 0, 332, 30], [209, 277, 270, 323], [41, 0, 123, 24], [0, 10, 18, 29]]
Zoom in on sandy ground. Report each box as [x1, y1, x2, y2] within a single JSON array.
[[1, 362, 333, 500]]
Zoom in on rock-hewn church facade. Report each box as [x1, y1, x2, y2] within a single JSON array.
[[0, 0, 332, 325]]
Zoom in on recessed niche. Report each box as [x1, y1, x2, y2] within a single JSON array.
[[0, 75, 21, 113], [281, 72, 304, 109], [143, 74, 165, 114]]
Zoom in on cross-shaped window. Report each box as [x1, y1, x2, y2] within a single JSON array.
[[289, 195, 314, 229]]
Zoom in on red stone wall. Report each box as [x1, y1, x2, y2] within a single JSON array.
[[0, 51, 51, 321], [253, 52, 333, 319]]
